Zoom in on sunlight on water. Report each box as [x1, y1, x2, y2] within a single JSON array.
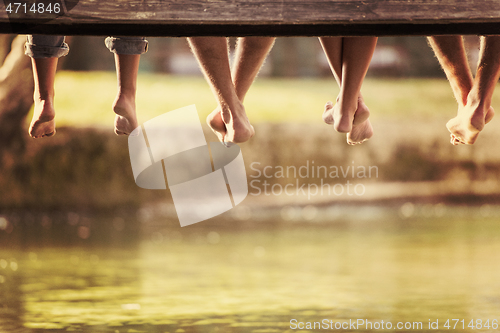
[[1, 205, 500, 332]]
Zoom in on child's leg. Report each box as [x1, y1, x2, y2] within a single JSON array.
[[25, 35, 69, 138], [446, 36, 500, 145], [30, 57, 57, 138], [112, 54, 140, 135], [319, 37, 376, 144], [206, 37, 275, 142], [188, 37, 255, 145], [105, 37, 148, 135]]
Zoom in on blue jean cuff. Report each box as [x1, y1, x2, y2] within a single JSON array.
[[105, 37, 148, 55], [24, 43, 69, 58]]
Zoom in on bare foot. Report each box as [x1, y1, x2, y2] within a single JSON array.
[[29, 99, 56, 138], [207, 103, 255, 145], [347, 119, 373, 145], [113, 94, 138, 135], [322, 101, 335, 125], [347, 98, 373, 145], [447, 104, 494, 145], [332, 97, 357, 133], [324, 96, 373, 145], [207, 107, 226, 142], [323, 96, 370, 129]]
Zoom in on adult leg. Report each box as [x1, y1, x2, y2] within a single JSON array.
[[25, 35, 69, 138], [427, 36, 473, 106], [188, 37, 252, 144], [319, 37, 376, 144], [206, 37, 275, 141], [447, 36, 500, 144], [334, 37, 377, 133], [319, 37, 343, 125], [232, 37, 276, 101]]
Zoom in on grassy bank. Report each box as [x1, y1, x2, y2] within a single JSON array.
[[2, 121, 500, 211], [39, 72, 480, 129], [7, 73, 500, 211]]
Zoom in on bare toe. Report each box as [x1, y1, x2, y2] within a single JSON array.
[[347, 119, 373, 145], [446, 101, 490, 145], [450, 134, 465, 145], [352, 97, 370, 126], [29, 101, 56, 139], [323, 101, 334, 125], [114, 114, 136, 136], [113, 96, 138, 136], [43, 131, 55, 138]]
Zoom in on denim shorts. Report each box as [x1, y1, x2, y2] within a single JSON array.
[[104, 37, 148, 55], [25, 35, 148, 58], [24, 35, 69, 58]]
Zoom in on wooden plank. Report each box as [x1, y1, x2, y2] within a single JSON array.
[[0, 0, 500, 36]]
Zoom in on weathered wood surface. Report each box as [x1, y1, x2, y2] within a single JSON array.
[[1, 0, 500, 36]]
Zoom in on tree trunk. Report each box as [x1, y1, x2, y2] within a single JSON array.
[[0, 35, 34, 164]]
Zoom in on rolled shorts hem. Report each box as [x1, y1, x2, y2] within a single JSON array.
[[105, 37, 148, 55], [24, 43, 70, 58]]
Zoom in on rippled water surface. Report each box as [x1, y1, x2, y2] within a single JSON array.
[[1, 205, 500, 332]]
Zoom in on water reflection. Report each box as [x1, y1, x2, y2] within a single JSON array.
[[1, 205, 500, 332]]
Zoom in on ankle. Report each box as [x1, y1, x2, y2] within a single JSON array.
[[34, 93, 54, 104], [33, 99, 55, 113], [219, 104, 232, 124], [220, 97, 244, 116], [337, 99, 357, 115], [116, 88, 136, 101], [465, 94, 485, 112], [337, 94, 363, 114]]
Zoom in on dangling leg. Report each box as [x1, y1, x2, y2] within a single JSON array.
[[206, 37, 275, 141], [319, 37, 377, 144], [29, 57, 57, 138], [106, 37, 148, 135], [446, 36, 500, 144], [428, 36, 474, 106], [188, 37, 256, 145], [334, 37, 377, 133], [26, 35, 69, 138], [428, 36, 495, 144], [112, 54, 140, 135]]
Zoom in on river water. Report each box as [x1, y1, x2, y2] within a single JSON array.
[[1, 204, 500, 332]]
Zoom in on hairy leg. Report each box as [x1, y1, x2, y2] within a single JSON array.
[[233, 37, 276, 101], [446, 36, 500, 145], [427, 36, 473, 106], [188, 37, 255, 144], [207, 37, 275, 140], [112, 54, 140, 135], [319, 37, 375, 144], [29, 57, 57, 138]]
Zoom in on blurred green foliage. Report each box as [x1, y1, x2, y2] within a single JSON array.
[[5, 74, 500, 210], [40, 72, 462, 128]]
